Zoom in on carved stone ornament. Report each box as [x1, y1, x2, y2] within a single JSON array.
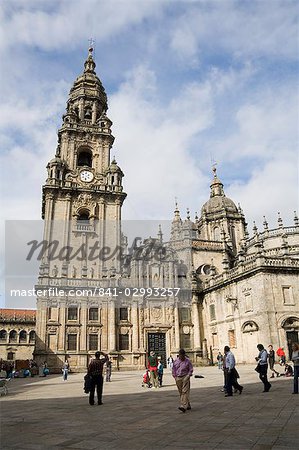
[[183, 325, 190, 335], [74, 193, 94, 209], [87, 327, 100, 333], [67, 327, 79, 334], [47, 327, 57, 334], [151, 307, 162, 321]]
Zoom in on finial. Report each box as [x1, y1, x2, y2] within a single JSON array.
[[210, 154, 217, 177], [88, 38, 95, 54], [277, 211, 283, 228], [186, 208, 190, 220], [294, 211, 299, 227], [263, 216, 268, 231], [173, 197, 181, 221], [195, 211, 198, 222], [238, 203, 243, 214], [253, 221, 258, 235], [157, 224, 163, 242]]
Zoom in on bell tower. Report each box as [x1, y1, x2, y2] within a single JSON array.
[[35, 48, 126, 370]]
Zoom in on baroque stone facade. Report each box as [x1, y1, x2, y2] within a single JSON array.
[[33, 49, 299, 372]]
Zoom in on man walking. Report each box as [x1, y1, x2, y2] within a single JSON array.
[[223, 346, 243, 397], [256, 344, 271, 392], [172, 349, 193, 413], [87, 351, 108, 405]]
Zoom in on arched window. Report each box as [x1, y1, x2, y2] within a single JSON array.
[[29, 330, 36, 343], [77, 149, 92, 167], [0, 330, 7, 341], [77, 209, 90, 223], [19, 330, 27, 342], [9, 330, 17, 342]]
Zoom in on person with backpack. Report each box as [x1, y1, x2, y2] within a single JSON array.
[[256, 344, 271, 392]]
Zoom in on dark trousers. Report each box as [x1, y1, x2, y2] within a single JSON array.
[[226, 369, 242, 395], [158, 373, 163, 386], [293, 365, 299, 394], [89, 375, 103, 405], [259, 364, 271, 391]]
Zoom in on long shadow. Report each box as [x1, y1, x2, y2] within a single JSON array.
[[1, 376, 298, 450]]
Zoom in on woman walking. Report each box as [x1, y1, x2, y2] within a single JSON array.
[[291, 342, 299, 394]]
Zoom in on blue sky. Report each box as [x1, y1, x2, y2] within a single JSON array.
[[0, 0, 298, 306]]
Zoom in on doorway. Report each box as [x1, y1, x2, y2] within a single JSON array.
[[286, 330, 298, 360], [147, 333, 166, 367]]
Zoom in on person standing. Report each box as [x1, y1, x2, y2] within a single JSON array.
[[291, 342, 299, 394], [256, 344, 271, 392], [148, 351, 158, 388], [62, 360, 69, 381], [172, 349, 193, 413], [268, 345, 280, 378], [87, 351, 108, 405], [223, 346, 243, 397], [167, 355, 174, 370], [157, 358, 164, 387], [217, 352, 223, 370], [105, 358, 112, 382]]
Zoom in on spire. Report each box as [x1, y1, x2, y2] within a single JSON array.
[[84, 45, 96, 74], [277, 212, 283, 228], [253, 221, 258, 235], [173, 199, 181, 222], [210, 166, 225, 198], [294, 211, 299, 227], [157, 224, 163, 243], [186, 208, 190, 220], [263, 216, 268, 231]]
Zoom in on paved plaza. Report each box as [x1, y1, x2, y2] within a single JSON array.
[[0, 365, 298, 449]]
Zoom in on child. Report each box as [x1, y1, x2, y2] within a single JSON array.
[[142, 369, 152, 388], [157, 359, 164, 387]]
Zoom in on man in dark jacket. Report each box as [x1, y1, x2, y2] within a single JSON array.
[[88, 351, 108, 405]]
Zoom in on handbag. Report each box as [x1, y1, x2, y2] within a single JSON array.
[[255, 364, 261, 373], [84, 374, 92, 393]]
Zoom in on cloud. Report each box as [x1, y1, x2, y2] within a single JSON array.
[[110, 64, 215, 220], [170, 1, 298, 63]]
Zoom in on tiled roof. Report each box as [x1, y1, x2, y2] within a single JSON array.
[[0, 309, 36, 322]]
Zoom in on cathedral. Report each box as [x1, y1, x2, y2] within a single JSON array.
[[31, 48, 299, 372]]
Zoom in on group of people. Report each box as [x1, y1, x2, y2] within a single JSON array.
[[84, 341, 299, 408], [218, 342, 299, 396], [142, 351, 164, 388]]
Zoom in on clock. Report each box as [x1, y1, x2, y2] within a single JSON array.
[[80, 170, 94, 182]]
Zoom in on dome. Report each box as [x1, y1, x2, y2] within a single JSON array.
[[201, 168, 238, 215], [201, 196, 238, 215], [107, 158, 123, 175], [48, 156, 65, 166]]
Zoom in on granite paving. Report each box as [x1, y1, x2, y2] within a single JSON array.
[[0, 365, 298, 449]]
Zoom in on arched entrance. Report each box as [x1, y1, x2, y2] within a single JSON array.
[[282, 316, 299, 360]]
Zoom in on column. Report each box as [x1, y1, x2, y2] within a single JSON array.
[[131, 301, 139, 352], [108, 301, 116, 351], [174, 303, 180, 351], [58, 302, 66, 351], [80, 301, 87, 351], [191, 294, 201, 350]]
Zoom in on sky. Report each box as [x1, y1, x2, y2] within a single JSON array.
[[0, 0, 298, 306]]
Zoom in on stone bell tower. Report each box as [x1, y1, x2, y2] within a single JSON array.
[[35, 47, 126, 370]]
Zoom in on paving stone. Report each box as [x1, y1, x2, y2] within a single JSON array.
[[1, 365, 298, 449]]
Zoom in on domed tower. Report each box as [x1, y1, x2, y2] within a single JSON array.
[[36, 48, 126, 370], [198, 168, 246, 254]]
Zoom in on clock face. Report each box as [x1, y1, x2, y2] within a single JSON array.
[[80, 170, 94, 182]]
